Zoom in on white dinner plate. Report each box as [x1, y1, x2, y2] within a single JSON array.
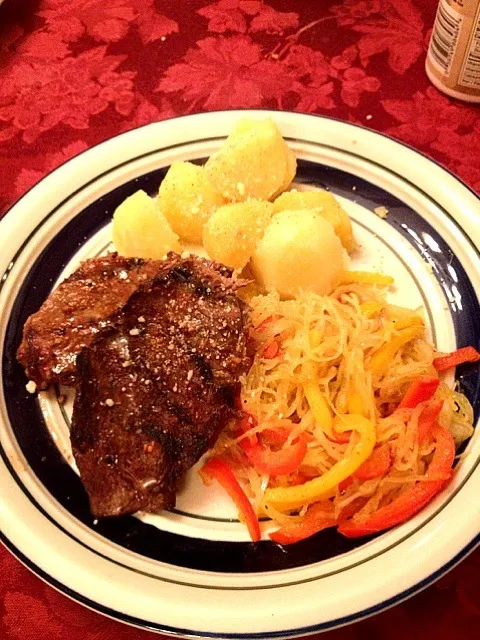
[[0, 110, 479, 637]]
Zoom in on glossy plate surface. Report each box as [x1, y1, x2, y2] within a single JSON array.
[[0, 110, 479, 637]]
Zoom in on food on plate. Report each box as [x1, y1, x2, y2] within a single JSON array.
[[70, 254, 250, 517], [273, 189, 356, 253], [17, 253, 166, 389], [17, 117, 477, 540], [158, 161, 225, 244], [203, 200, 274, 270], [112, 190, 181, 259], [203, 281, 477, 542], [204, 118, 295, 202], [250, 209, 346, 299]]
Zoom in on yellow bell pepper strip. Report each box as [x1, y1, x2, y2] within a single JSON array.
[[304, 377, 334, 438], [263, 415, 376, 512], [269, 501, 336, 545], [347, 389, 365, 415], [338, 424, 455, 538], [341, 271, 394, 286], [302, 343, 334, 437], [398, 375, 440, 409], [201, 457, 261, 542], [392, 315, 424, 331], [433, 346, 480, 371], [359, 300, 384, 318], [370, 324, 424, 377]]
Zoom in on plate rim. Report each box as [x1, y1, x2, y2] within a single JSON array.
[[1, 109, 479, 637], [1, 532, 479, 639]]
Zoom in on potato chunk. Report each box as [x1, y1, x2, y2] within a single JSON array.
[[273, 189, 356, 253], [158, 161, 224, 244], [273, 145, 297, 198], [204, 118, 296, 202], [113, 190, 180, 259], [251, 209, 346, 299], [203, 200, 274, 270]]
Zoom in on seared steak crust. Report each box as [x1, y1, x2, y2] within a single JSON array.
[[71, 256, 250, 517]]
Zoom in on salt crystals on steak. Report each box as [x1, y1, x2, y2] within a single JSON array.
[[16, 253, 163, 389]]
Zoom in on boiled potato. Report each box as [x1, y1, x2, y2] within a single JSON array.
[[113, 190, 180, 259], [273, 189, 356, 253], [251, 209, 346, 299], [204, 118, 295, 202], [273, 145, 297, 199], [203, 200, 274, 270], [158, 161, 224, 244]]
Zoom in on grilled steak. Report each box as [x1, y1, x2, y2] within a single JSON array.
[[70, 256, 250, 517], [17, 253, 164, 389]]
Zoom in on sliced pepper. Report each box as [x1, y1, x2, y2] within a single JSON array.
[[255, 314, 282, 333], [269, 501, 336, 545], [263, 415, 376, 511], [239, 433, 307, 476], [398, 375, 440, 409], [303, 356, 334, 438], [237, 411, 258, 446], [304, 379, 334, 438], [433, 346, 480, 372], [360, 300, 384, 318], [341, 271, 394, 286], [202, 457, 261, 542], [392, 315, 424, 331], [417, 399, 444, 444], [353, 443, 391, 480], [263, 340, 280, 359], [328, 416, 352, 444], [370, 324, 424, 377], [338, 424, 455, 538], [347, 389, 365, 416]]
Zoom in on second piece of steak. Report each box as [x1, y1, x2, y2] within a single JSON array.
[[71, 257, 250, 517]]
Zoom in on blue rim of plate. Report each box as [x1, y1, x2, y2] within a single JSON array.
[[0, 111, 479, 637]]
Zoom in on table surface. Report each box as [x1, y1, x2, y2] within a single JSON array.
[[0, 0, 479, 638]]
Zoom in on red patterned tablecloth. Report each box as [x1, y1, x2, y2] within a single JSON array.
[[0, 0, 479, 638]]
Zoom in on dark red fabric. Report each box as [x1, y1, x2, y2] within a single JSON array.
[[0, 0, 479, 637]]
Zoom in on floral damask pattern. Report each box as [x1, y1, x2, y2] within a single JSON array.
[[0, 1, 479, 638], [0, 0, 479, 212]]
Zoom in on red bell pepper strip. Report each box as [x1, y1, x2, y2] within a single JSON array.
[[433, 346, 480, 372], [255, 314, 282, 333], [417, 399, 444, 444], [202, 457, 261, 542], [338, 497, 369, 522], [237, 412, 258, 447], [239, 434, 307, 476], [261, 426, 314, 445], [398, 375, 440, 409], [263, 340, 280, 359], [338, 424, 455, 538], [338, 444, 391, 491], [353, 443, 391, 480], [261, 426, 292, 445], [338, 476, 354, 493], [269, 501, 336, 545]]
